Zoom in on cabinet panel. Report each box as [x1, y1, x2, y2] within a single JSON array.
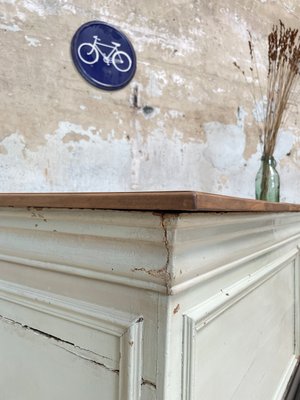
[[183, 250, 298, 400], [0, 318, 119, 400], [0, 280, 143, 400]]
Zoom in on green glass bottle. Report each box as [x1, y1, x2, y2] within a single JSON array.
[[255, 155, 280, 202]]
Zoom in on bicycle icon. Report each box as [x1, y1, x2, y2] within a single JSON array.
[[78, 35, 132, 73]]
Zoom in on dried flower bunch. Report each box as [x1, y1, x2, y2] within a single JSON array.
[[235, 20, 300, 158]]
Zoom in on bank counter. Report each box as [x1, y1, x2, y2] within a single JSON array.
[[0, 191, 299, 400]]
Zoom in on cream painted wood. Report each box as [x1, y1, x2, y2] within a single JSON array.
[[0, 279, 143, 400], [0, 207, 299, 399], [182, 251, 297, 400]]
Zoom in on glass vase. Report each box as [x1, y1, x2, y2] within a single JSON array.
[[255, 155, 280, 202]]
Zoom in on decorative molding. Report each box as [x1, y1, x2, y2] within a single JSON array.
[[171, 234, 300, 294], [190, 249, 297, 330], [119, 317, 143, 400], [170, 210, 300, 294], [273, 356, 299, 400], [295, 251, 300, 356], [0, 252, 167, 293], [0, 279, 143, 400], [2, 208, 300, 294], [182, 248, 299, 399], [172, 235, 300, 294], [0, 207, 169, 293], [168, 212, 300, 295], [182, 313, 195, 400]]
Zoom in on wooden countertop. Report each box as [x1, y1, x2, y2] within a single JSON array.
[[0, 191, 298, 212]]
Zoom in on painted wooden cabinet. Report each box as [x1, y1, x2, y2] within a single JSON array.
[[0, 192, 299, 399]]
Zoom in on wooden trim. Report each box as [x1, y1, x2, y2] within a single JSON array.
[[193, 192, 300, 212], [0, 191, 299, 212]]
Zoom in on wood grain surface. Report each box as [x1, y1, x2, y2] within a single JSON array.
[[0, 191, 298, 212]]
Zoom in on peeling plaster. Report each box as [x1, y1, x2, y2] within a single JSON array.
[[0, 114, 296, 200], [0, 144, 8, 154], [252, 98, 266, 123], [62, 3, 76, 14], [167, 110, 184, 119], [0, 0, 300, 202], [91, 94, 102, 100], [22, 0, 49, 17], [146, 70, 168, 97], [25, 35, 41, 46], [62, 132, 90, 143], [0, 127, 132, 192], [0, 23, 21, 31], [130, 121, 143, 190], [212, 88, 225, 94], [172, 73, 185, 86], [274, 129, 295, 160], [203, 108, 247, 171]]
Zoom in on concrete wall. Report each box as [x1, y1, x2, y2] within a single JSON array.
[[0, 0, 299, 201]]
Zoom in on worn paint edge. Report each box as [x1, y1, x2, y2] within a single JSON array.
[[0, 279, 144, 400], [0, 252, 168, 294], [185, 248, 298, 329], [0, 314, 119, 372], [182, 315, 195, 400], [171, 233, 300, 295], [182, 249, 298, 399], [119, 318, 144, 399], [0, 278, 140, 334], [273, 356, 299, 400]]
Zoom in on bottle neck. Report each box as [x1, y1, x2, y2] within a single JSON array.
[[261, 155, 276, 166]]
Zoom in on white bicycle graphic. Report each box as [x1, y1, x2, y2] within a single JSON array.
[[78, 35, 132, 73]]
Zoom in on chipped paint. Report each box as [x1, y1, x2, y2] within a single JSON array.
[[167, 110, 184, 119], [0, 144, 8, 155], [141, 378, 157, 389], [212, 88, 225, 94], [173, 304, 180, 314], [25, 35, 41, 47], [62, 132, 90, 143], [172, 73, 185, 86], [146, 69, 168, 97], [203, 109, 246, 171], [22, 0, 48, 17], [252, 98, 266, 123], [0, 23, 21, 31], [274, 129, 295, 160]]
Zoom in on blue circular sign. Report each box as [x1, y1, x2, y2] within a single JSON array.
[[71, 21, 136, 90]]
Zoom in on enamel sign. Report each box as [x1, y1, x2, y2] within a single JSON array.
[[71, 21, 136, 90]]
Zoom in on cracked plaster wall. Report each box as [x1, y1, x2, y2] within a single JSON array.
[[0, 0, 300, 201]]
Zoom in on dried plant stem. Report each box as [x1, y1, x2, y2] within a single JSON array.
[[235, 21, 300, 159], [261, 21, 300, 158], [235, 21, 300, 201]]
